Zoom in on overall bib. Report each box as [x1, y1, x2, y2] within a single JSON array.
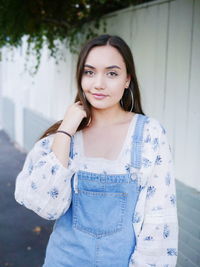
[[43, 114, 148, 267]]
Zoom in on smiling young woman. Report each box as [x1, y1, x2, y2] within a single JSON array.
[[14, 34, 179, 267], [81, 45, 131, 112]]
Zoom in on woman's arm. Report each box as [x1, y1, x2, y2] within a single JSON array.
[[14, 101, 87, 220], [129, 122, 179, 267], [14, 134, 78, 220]]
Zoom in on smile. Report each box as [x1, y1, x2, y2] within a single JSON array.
[[92, 93, 108, 100]]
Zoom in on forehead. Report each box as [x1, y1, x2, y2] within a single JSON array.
[[85, 45, 126, 68]]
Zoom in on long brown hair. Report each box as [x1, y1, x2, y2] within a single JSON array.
[[38, 34, 145, 141]]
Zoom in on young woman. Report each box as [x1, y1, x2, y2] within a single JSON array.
[[14, 34, 179, 266]]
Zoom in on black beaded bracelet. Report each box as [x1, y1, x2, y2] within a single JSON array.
[[56, 130, 72, 139]]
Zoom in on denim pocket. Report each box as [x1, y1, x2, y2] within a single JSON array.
[[72, 189, 127, 238]]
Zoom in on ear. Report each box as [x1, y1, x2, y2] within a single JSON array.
[[126, 74, 131, 88]]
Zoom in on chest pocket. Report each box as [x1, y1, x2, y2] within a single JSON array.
[[72, 171, 129, 239]]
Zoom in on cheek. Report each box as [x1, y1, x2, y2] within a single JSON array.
[[81, 77, 90, 91], [111, 76, 126, 87], [110, 80, 126, 94]]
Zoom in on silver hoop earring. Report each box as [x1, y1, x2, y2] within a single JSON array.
[[120, 88, 134, 112]]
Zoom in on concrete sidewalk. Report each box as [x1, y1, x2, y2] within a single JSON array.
[[0, 130, 54, 267]]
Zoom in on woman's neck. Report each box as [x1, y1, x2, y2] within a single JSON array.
[[90, 107, 133, 128]]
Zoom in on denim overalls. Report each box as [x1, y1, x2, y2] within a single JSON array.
[[43, 114, 148, 267]]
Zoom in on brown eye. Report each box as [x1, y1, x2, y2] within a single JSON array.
[[83, 70, 94, 76], [108, 71, 118, 77]]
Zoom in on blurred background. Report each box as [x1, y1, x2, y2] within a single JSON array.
[[0, 0, 199, 266]]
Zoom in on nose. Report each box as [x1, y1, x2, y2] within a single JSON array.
[[94, 73, 105, 90]]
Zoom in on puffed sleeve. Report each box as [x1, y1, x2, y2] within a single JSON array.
[[14, 134, 78, 220], [129, 123, 179, 267]]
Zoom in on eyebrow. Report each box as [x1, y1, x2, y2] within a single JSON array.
[[84, 64, 121, 70]]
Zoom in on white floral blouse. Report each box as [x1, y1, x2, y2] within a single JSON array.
[[14, 114, 179, 267]]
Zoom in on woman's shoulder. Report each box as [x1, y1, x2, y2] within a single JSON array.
[[141, 114, 167, 140]]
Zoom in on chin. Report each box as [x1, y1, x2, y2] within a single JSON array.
[[91, 102, 118, 111]]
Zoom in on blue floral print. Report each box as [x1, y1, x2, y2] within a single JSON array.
[[48, 187, 59, 199], [160, 123, 166, 135], [170, 194, 176, 206], [31, 181, 37, 190], [138, 184, 146, 192], [125, 163, 131, 172], [41, 151, 49, 156], [47, 212, 58, 220], [163, 224, 170, 238], [144, 134, 151, 143], [144, 235, 154, 241], [28, 161, 33, 175], [147, 185, 156, 199], [35, 160, 46, 168], [41, 138, 50, 150], [152, 137, 159, 151], [167, 248, 177, 256], [155, 154, 162, 165], [142, 157, 152, 168], [51, 164, 59, 175]]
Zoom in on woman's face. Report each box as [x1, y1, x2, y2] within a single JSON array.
[[81, 45, 130, 111]]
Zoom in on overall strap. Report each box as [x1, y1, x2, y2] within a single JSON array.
[[130, 114, 148, 169], [69, 135, 75, 159]]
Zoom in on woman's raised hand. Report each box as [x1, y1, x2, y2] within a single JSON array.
[[58, 101, 87, 135]]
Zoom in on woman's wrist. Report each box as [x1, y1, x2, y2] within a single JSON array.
[[56, 130, 72, 139]]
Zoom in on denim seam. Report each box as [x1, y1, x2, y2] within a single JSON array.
[[131, 114, 148, 169], [78, 189, 128, 196]]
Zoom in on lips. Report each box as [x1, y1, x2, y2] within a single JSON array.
[[92, 93, 107, 96], [92, 93, 108, 100]]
